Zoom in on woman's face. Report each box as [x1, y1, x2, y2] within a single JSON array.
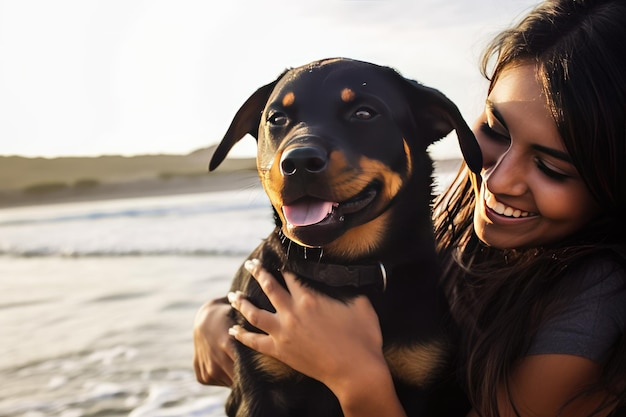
[[472, 63, 600, 249]]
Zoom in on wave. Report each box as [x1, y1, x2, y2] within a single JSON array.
[[0, 247, 255, 258], [0, 191, 276, 258], [0, 198, 270, 227]]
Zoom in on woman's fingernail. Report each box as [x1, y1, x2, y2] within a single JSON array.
[[227, 291, 238, 306], [228, 325, 241, 336], [244, 259, 259, 272]]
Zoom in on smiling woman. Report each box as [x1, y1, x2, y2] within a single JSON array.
[[433, 1, 626, 415], [193, 1, 626, 417], [472, 64, 601, 250]]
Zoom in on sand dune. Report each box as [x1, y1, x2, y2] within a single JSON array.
[[0, 146, 462, 208], [0, 147, 260, 207]]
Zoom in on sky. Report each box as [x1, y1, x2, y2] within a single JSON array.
[[0, 0, 540, 160]]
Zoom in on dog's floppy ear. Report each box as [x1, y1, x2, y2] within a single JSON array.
[[404, 79, 483, 174], [209, 72, 286, 171]]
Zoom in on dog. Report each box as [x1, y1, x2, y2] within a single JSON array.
[[209, 58, 482, 417]]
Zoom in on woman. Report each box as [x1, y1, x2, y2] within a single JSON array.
[[194, 0, 626, 415]]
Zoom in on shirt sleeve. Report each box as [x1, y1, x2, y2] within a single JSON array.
[[527, 260, 626, 363]]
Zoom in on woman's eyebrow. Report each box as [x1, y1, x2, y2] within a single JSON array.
[[532, 144, 572, 163], [485, 100, 508, 129]]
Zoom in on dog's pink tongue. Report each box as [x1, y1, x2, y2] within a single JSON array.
[[283, 200, 334, 226]]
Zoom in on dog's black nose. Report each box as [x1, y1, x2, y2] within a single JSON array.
[[280, 146, 328, 176]]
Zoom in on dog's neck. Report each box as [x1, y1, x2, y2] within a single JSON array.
[[279, 233, 424, 292], [288, 259, 388, 292]]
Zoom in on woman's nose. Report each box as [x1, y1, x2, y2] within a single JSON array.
[[482, 148, 528, 196]]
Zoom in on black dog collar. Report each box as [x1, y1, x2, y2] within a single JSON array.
[[287, 261, 388, 292]]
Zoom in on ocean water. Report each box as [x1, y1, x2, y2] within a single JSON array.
[[0, 166, 458, 417], [0, 187, 274, 417]]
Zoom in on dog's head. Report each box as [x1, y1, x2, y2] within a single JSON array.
[[210, 58, 481, 258]]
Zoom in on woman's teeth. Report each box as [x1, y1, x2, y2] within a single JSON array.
[[485, 192, 534, 218]]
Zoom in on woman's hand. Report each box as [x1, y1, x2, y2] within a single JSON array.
[[192, 297, 236, 386], [227, 259, 408, 417]]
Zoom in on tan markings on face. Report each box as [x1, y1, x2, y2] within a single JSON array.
[[403, 139, 413, 176], [384, 340, 446, 387], [259, 161, 285, 215], [341, 88, 355, 102], [282, 92, 295, 107], [252, 351, 298, 380], [323, 152, 404, 208], [325, 210, 390, 258], [359, 155, 404, 200], [326, 150, 357, 190]]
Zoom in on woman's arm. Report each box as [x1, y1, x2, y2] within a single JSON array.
[[466, 354, 615, 417], [193, 296, 236, 386], [227, 259, 408, 417]]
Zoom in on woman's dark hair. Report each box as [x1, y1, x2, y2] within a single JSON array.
[[433, 0, 626, 415]]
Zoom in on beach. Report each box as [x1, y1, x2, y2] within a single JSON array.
[[0, 256, 234, 417], [0, 160, 461, 417], [0, 187, 275, 417]]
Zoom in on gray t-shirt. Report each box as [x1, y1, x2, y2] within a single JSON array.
[[527, 258, 626, 363]]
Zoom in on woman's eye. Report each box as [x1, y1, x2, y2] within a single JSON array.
[[479, 122, 511, 144], [268, 112, 289, 126], [353, 107, 378, 120], [534, 158, 570, 181]]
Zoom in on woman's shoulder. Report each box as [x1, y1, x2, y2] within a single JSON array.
[[562, 254, 626, 323], [528, 254, 626, 362], [567, 254, 626, 294]]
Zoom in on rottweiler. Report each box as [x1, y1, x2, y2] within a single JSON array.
[[209, 58, 482, 417]]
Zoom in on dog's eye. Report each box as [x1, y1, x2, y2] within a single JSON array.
[[353, 107, 378, 120], [268, 112, 289, 126]]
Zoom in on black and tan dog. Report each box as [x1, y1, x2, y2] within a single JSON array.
[[209, 58, 482, 417]]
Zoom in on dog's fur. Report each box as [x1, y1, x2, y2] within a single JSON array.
[[209, 58, 482, 417]]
